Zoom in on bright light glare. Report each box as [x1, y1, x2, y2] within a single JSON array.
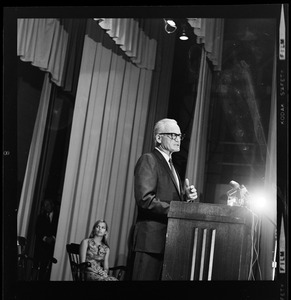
[[179, 35, 188, 40], [166, 20, 176, 27], [250, 191, 267, 212]]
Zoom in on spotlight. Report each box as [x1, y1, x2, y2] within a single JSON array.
[[165, 19, 176, 27], [164, 18, 177, 34], [179, 24, 189, 40]]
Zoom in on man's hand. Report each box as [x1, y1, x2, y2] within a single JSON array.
[[184, 178, 198, 202]]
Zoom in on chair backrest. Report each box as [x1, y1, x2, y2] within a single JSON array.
[[66, 243, 83, 281], [17, 236, 38, 281], [66, 242, 127, 281], [17, 236, 28, 280]]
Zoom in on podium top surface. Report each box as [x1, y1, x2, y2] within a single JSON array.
[[168, 201, 255, 225]]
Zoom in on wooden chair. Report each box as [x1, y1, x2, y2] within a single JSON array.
[[17, 236, 40, 281], [17, 236, 31, 280], [66, 243, 90, 281], [17, 236, 58, 281], [66, 243, 127, 281]]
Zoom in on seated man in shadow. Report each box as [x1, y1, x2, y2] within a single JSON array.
[[34, 198, 59, 280]]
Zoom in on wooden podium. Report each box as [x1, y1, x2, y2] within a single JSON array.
[[162, 202, 255, 280]]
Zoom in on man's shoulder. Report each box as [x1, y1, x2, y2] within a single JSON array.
[[135, 150, 166, 171], [139, 150, 161, 161]]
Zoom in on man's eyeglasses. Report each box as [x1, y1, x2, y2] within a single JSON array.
[[158, 133, 186, 141]]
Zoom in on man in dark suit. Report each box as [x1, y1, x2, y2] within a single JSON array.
[[34, 198, 59, 280], [131, 118, 197, 280]]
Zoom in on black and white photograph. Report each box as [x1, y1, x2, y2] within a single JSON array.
[[3, 5, 288, 300]]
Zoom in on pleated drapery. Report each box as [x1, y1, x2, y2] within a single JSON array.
[[17, 19, 68, 87], [185, 49, 212, 193], [176, 18, 223, 189], [96, 18, 157, 70], [187, 18, 224, 71], [17, 18, 86, 240], [17, 18, 86, 91], [17, 74, 52, 238], [50, 19, 155, 280]]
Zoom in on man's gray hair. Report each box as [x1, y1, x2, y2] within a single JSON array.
[[153, 118, 177, 146]]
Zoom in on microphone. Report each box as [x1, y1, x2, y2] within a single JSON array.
[[229, 180, 240, 189], [227, 180, 250, 207]]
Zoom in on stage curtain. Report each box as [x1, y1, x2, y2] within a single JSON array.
[[50, 19, 155, 280], [184, 18, 223, 192], [141, 20, 176, 153], [17, 18, 86, 91], [17, 74, 52, 238], [17, 19, 86, 238], [96, 18, 157, 70], [17, 18, 67, 86], [187, 18, 224, 71], [185, 49, 212, 194]]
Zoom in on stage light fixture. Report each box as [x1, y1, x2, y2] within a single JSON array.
[[179, 23, 189, 40], [164, 18, 177, 34], [165, 19, 176, 27]]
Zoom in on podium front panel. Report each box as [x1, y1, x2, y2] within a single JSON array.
[[162, 202, 254, 280]]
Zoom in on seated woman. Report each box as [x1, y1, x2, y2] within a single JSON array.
[[79, 219, 118, 281]]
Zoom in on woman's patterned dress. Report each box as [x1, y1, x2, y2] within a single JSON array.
[[85, 238, 118, 281]]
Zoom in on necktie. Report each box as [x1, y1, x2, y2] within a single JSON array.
[[169, 158, 180, 192]]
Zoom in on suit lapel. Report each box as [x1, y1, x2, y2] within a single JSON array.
[[153, 149, 182, 200]]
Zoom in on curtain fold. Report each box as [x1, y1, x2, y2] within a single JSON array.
[[17, 74, 52, 238], [187, 18, 224, 71], [60, 19, 87, 93], [50, 19, 155, 280], [185, 49, 212, 194], [96, 18, 157, 70], [17, 19, 67, 86], [17, 18, 86, 237], [17, 18, 86, 91]]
